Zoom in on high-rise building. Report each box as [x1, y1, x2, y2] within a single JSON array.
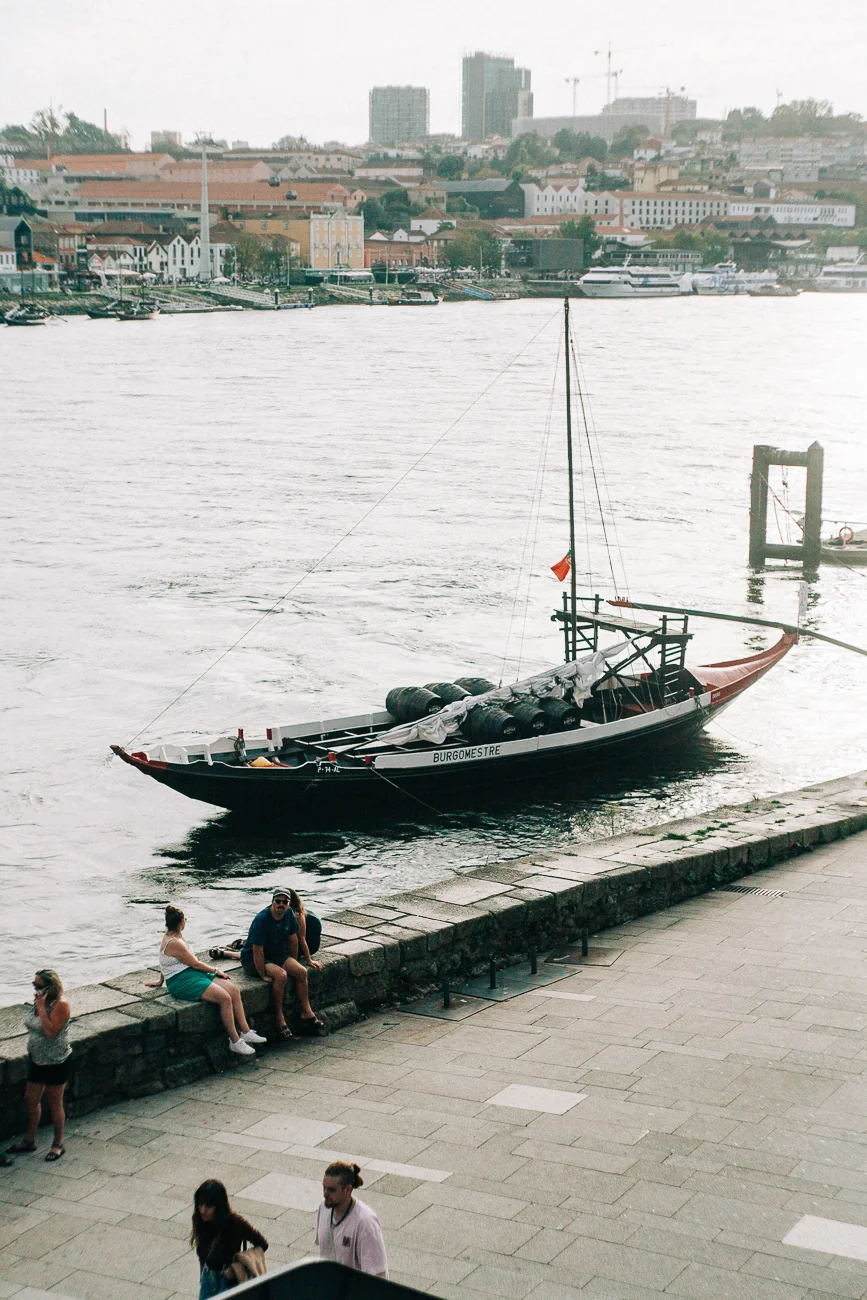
[[150, 130, 182, 151], [462, 52, 532, 141], [369, 87, 430, 145]]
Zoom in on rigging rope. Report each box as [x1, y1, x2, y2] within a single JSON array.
[[124, 306, 563, 749], [569, 335, 620, 598]]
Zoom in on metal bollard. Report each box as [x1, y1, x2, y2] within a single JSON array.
[[581, 932, 589, 957], [529, 946, 538, 975], [442, 977, 451, 1010], [489, 958, 497, 990]]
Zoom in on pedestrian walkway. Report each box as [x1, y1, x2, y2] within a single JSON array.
[[2, 830, 867, 1299]]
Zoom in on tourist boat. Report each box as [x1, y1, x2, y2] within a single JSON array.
[[3, 303, 50, 326], [577, 266, 690, 298], [112, 299, 802, 818], [691, 264, 777, 296], [813, 254, 867, 292]]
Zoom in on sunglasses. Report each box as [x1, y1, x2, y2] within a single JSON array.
[[273, 897, 289, 904], [33, 981, 45, 989]]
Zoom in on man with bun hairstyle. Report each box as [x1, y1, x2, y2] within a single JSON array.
[[316, 1161, 388, 1278]]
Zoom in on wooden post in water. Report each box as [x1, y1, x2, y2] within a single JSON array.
[[803, 440, 824, 569], [748, 442, 824, 568]]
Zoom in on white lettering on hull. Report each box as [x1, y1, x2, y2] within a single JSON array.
[[432, 744, 502, 764]]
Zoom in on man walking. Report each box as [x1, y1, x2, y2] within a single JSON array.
[[316, 1161, 388, 1278], [240, 889, 324, 1039]]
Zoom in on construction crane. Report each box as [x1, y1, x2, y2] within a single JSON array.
[[565, 77, 580, 116], [593, 44, 623, 107]]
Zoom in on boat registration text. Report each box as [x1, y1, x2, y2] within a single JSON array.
[[432, 744, 502, 764]]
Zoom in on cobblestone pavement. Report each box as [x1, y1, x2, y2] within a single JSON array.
[[3, 832, 867, 1300]]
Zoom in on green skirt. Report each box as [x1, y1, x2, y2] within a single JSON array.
[[166, 968, 216, 1001]]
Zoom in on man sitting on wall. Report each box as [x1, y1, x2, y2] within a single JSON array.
[[240, 889, 325, 1039]]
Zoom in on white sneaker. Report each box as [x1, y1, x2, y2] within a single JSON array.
[[241, 1029, 267, 1045], [229, 1038, 256, 1057]]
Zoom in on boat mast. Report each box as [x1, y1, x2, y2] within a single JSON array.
[[563, 297, 579, 661]]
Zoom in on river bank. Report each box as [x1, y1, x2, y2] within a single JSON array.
[[2, 768, 865, 1139]]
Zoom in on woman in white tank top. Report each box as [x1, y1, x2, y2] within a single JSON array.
[[147, 905, 266, 1058]]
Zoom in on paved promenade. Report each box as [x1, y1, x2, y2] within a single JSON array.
[[3, 829, 867, 1300]]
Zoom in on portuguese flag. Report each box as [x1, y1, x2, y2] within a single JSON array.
[[551, 551, 571, 582]]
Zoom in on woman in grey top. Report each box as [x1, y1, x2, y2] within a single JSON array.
[[6, 969, 71, 1162]]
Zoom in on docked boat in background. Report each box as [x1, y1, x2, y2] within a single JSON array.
[[748, 282, 800, 298], [87, 300, 122, 319], [578, 266, 690, 298], [387, 288, 440, 306], [4, 303, 50, 326], [692, 264, 777, 295], [116, 300, 160, 321], [813, 254, 867, 292]]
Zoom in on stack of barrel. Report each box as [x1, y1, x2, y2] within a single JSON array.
[[385, 678, 581, 742]]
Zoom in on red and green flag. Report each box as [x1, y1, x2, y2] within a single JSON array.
[[551, 551, 571, 582]]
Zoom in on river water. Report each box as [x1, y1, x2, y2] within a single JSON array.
[[1, 295, 865, 1005]]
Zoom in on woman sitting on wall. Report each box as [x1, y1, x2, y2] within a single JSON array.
[[147, 905, 266, 1058]]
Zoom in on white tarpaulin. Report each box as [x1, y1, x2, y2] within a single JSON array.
[[378, 640, 633, 747]]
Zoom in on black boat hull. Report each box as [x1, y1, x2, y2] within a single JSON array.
[[117, 703, 714, 819]]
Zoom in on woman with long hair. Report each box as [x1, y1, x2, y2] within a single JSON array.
[[6, 969, 71, 1162], [191, 1179, 268, 1299], [147, 905, 266, 1057], [287, 888, 323, 971]]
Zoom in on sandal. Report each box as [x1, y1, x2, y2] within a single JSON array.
[[45, 1146, 65, 1162], [275, 1024, 295, 1041], [6, 1140, 36, 1154], [297, 1016, 326, 1036]]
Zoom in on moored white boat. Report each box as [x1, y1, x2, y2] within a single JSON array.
[[578, 266, 691, 298], [813, 254, 867, 292]]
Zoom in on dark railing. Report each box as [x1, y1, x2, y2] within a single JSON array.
[[231, 1258, 428, 1299]]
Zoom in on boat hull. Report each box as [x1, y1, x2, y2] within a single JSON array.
[[579, 284, 683, 299]]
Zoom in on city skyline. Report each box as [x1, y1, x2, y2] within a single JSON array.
[[2, 0, 866, 150]]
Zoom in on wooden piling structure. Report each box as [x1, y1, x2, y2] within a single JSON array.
[[748, 441, 824, 568]]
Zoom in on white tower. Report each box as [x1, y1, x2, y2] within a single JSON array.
[[198, 143, 211, 281]]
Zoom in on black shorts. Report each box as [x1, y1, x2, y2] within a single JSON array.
[[28, 1057, 72, 1087]]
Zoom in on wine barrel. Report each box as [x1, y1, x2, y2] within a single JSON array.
[[423, 682, 470, 705], [539, 697, 581, 730], [385, 687, 444, 722], [460, 705, 519, 742], [454, 677, 496, 697], [506, 701, 550, 736]]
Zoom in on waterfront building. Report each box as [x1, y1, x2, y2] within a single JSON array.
[[37, 179, 359, 223], [308, 210, 364, 270], [727, 199, 856, 227], [520, 182, 728, 228], [439, 178, 526, 218], [369, 87, 430, 145], [364, 232, 430, 271], [462, 52, 532, 141]]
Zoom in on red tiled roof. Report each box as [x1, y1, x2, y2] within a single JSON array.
[[74, 180, 352, 202]]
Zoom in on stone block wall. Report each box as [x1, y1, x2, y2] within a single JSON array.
[[2, 771, 866, 1138]]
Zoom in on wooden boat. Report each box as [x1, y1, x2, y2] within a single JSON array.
[[4, 303, 49, 326], [87, 300, 122, 319], [388, 289, 440, 306], [116, 299, 160, 321], [112, 300, 804, 818]]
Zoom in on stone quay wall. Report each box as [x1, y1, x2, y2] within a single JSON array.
[[2, 770, 866, 1138]]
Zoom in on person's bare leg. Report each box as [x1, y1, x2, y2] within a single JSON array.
[[265, 963, 288, 1027], [25, 1082, 44, 1145], [228, 982, 251, 1034], [202, 982, 239, 1041], [45, 1084, 65, 1152], [283, 957, 315, 1019]]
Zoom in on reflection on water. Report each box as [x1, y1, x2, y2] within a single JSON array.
[[1, 296, 866, 1004]]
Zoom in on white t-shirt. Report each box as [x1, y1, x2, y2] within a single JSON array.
[[315, 1198, 388, 1277]]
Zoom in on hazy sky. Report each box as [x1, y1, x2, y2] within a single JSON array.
[[3, 0, 865, 148]]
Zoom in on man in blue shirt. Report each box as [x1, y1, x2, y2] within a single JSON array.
[[241, 889, 324, 1039]]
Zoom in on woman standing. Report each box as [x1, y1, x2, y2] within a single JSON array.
[[6, 969, 71, 1162], [147, 906, 266, 1057], [191, 1178, 268, 1299]]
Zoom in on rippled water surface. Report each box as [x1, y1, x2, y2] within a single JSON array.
[[1, 295, 866, 1004]]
